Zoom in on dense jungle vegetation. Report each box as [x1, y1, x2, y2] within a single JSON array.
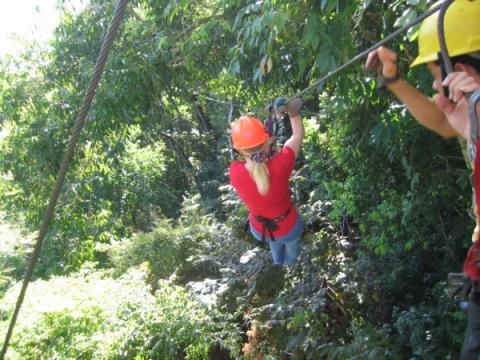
[[0, 0, 473, 358]]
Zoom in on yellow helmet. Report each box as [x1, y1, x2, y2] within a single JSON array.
[[411, 0, 480, 67]]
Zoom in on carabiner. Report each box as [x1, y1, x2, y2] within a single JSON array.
[[263, 102, 276, 137]]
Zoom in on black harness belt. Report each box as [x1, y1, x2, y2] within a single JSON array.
[[254, 207, 291, 242]]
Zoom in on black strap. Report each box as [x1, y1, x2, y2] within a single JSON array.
[[254, 207, 291, 242], [244, 217, 250, 233], [438, 51, 450, 98], [377, 65, 400, 89]]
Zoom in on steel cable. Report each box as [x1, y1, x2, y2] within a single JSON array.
[[0, 0, 129, 358], [287, 0, 452, 103]]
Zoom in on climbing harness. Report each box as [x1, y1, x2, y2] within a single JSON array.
[[0, 1, 130, 359], [243, 207, 291, 245], [255, 207, 291, 243], [448, 272, 471, 308]]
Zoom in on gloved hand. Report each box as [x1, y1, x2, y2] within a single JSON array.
[[364, 46, 400, 89], [273, 97, 303, 117]]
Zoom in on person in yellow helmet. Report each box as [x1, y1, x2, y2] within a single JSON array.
[[365, 1, 480, 358], [365, 0, 480, 141]]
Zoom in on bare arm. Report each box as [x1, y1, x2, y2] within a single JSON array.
[[387, 80, 458, 138], [284, 114, 304, 158], [365, 46, 458, 138]]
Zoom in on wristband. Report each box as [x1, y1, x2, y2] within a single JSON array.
[[377, 65, 400, 89]]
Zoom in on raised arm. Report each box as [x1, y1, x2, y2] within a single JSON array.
[[365, 46, 458, 138], [387, 79, 458, 137], [274, 97, 305, 158], [284, 114, 304, 158]]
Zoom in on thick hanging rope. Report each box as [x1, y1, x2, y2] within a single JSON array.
[[0, 0, 129, 358], [287, 0, 452, 103]]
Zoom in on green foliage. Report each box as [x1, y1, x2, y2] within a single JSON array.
[[0, 248, 27, 299], [0, 0, 475, 358], [108, 217, 201, 285], [0, 265, 241, 360], [319, 285, 464, 359], [391, 282, 464, 359], [320, 322, 402, 359], [0, 209, 31, 298]]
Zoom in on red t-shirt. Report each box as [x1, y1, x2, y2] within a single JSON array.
[[228, 146, 297, 237]]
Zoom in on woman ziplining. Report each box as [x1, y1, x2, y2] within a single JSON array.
[[229, 98, 304, 265]]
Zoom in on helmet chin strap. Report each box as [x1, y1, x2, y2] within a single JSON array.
[[437, 53, 450, 99], [437, 0, 454, 98]]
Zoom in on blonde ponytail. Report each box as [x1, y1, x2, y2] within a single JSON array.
[[243, 145, 270, 195], [245, 161, 270, 195]]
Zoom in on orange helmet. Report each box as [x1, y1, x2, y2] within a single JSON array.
[[231, 116, 269, 150]]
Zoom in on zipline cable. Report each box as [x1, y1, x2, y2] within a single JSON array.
[[198, 1, 451, 114], [288, 0, 452, 103], [0, 0, 129, 358]]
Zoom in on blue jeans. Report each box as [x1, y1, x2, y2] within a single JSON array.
[[250, 214, 303, 265]]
